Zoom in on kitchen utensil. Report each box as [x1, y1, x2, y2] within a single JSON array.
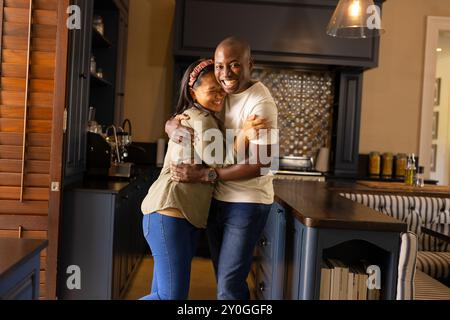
[[279, 156, 314, 171]]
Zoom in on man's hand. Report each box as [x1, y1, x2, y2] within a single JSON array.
[[235, 115, 271, 160], [165, 114, 195, 146], [242, 115, 271, 141], [170, 161, 208, 183]]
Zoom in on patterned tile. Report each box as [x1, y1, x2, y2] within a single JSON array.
[[252, 67, 334, 158]]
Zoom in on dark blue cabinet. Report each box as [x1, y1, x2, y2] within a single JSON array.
[[253, 202, 286, 300], [58, 170, 159, 300], [0, 239, 48, 300], [254, 199, 402, 300], [285, 221, 401, 300], [174, 0, 384, 68], [64, 0, 94, 185]]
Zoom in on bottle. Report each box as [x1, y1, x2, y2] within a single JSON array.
[[404, 154, 416, 186], [415, 166, 425, 188]]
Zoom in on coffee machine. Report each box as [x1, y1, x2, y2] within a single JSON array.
[[86, 131, 111, 176], [86, 111, 135, 178]]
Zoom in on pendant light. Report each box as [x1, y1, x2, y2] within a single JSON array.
[[327, 0, 385, 38]]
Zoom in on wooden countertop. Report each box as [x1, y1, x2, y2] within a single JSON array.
[[0, 238, 48, 280], [74, 166, 160, 194], [274, 181, 407, 232], [328, 180, 450, 198]]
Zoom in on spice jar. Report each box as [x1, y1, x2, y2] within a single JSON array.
[[369, 152, 381, 177], [395, 153, 407, 178], [382, 152, 393, 178]]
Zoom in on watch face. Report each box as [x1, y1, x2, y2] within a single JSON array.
[[208, 169, 217, 181]]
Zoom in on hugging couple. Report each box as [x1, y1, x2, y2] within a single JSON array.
[[140, 36, 278, 300]]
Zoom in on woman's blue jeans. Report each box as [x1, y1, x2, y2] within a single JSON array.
[[140, 213, 200, 300], [206, 199, 271, 300]]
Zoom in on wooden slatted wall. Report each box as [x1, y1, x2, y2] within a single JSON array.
[[0, 0, 68, 299]]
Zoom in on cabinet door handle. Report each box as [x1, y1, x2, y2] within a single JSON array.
[[259, 237, 268, 247], [18, 225, 23, 239], [80, 72, 87, 79], [259, 281, 265, 292]]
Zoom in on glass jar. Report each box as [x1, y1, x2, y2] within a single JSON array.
[[96, 68, 103, 79], [369, 152, 381, 177], [93, 15, 104, 36], [90, 56, 97, 74], [382, 152, 393, 178], [395, 153, 407, 178], [415, 166, 425, 188]]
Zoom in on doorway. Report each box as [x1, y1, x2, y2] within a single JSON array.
[[420, 17, 450, 185]]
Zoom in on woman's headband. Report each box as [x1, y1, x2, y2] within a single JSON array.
[[189, 59, 214, 88]]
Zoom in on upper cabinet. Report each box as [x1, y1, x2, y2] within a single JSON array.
[[174, 0, 384, 69], [64, 0, 94, 183], [64, 0, 129, 184]]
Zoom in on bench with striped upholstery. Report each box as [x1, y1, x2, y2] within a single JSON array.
[[340, 193, 450, 299]]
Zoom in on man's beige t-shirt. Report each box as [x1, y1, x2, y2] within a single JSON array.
[[214, 81, 278, 205]]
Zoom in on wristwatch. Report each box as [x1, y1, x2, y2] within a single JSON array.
[[206, 168, 218, 184]]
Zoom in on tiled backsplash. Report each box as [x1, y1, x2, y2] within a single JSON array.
[[252, 67, 335, 158]]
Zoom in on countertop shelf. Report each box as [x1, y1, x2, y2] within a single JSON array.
[[90, 73, 113, 87]]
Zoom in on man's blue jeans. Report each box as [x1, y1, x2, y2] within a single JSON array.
[[206, 199, 271, 300], [140, 213, 199, 300]]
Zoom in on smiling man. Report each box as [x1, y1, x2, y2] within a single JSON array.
[[167, 36, 278, 300]]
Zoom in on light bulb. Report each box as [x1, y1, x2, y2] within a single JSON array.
[[349, 0, 362, 18]]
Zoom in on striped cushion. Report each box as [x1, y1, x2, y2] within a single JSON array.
[[397, 232, 418, 300], [340, 193, 450, 252], [416, 251, 450, 281], [415, 270, 450, 300]]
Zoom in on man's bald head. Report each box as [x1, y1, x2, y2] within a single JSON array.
[[215, 37, 251, 61], [214, 37, 254, 94]]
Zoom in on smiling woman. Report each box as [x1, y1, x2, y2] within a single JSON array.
[[139, 59, 226, 300]]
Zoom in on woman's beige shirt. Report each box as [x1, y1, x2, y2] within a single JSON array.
[[141, 107, 223, 228]]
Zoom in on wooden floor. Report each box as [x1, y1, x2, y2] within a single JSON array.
[[124, 256, 255, 300], [124, 256, 217, 300]]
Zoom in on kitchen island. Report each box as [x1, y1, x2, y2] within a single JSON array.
[[0, 238, 48, 300], [253, 180, 407, 300]]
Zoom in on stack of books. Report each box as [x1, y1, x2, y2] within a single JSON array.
[[319, 259, 381, 300]]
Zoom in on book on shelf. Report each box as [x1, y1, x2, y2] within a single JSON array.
[[326, 258, 349, 300], [347, 270, 358, 300], [361, 260, 381, 300], [320, 259, 380, 300], [319, 261, 332, 300], [351, 263, 369, 300]]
